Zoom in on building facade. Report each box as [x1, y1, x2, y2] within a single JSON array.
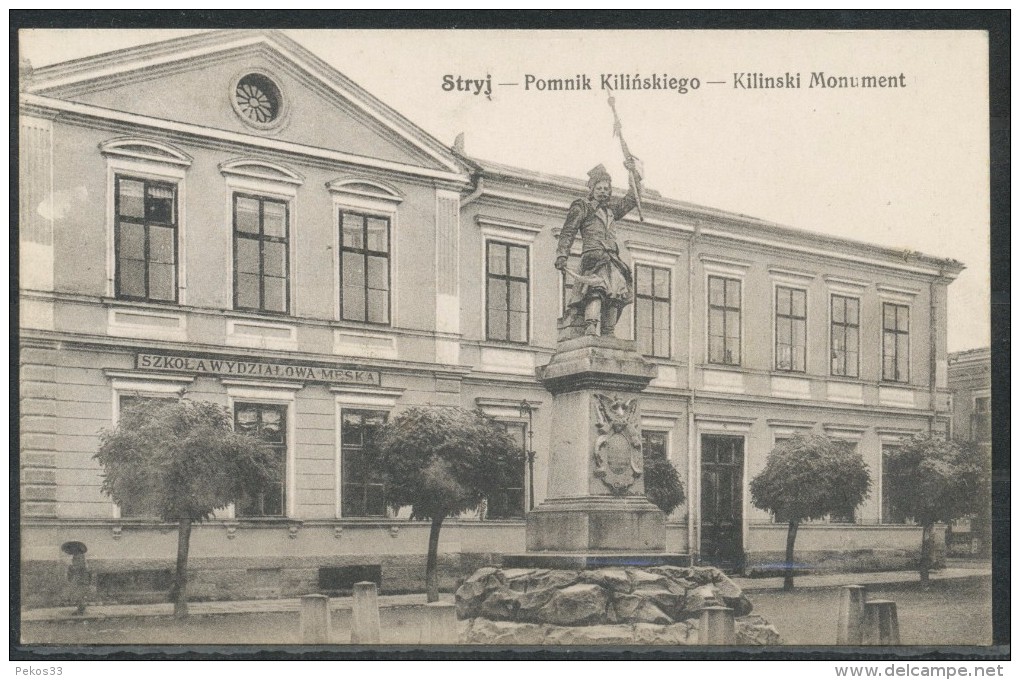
[[19, 31, 965, 606]]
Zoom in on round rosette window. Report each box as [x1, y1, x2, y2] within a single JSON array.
[[232, 72, 286, 129]]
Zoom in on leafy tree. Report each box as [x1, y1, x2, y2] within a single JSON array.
[[750, 434, 871, 591], [643, 445, 685, 515], [95, 398, 281, 617], [369, 406, 524, 602], [883, 433, 985, 583]]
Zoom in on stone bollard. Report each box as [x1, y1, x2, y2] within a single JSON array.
[[862, 600, 901, 645], [351, 581, 382, 644], [836, 585, 868, 645], [420, 601, 458, 645], [698, 605, 736, 645], [300, 594, 331, 644]]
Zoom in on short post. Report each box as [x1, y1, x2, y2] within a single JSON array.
[[351, 581, 382, 644], [862, 599, 901, 645], [300, 594, 331, 644], [698, 605, 736, 645], [420, 601, 458, 644], [836, 585, 868, 645]]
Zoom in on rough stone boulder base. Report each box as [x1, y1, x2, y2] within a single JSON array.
[[683, 584, 723, 616], [735, 615, 782, 645], [612, 593, 672, 624], [535, 583, 609, 626], [579, 568, 632, 593], [463, 618, 547, 645]]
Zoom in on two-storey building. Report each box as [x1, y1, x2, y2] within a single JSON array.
[[19, 30, 965, 606]]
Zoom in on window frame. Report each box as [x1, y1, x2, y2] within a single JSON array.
[[338, 210, 392, 325], [634, 263, 673, 359], [113, 175, 180, 303], [484, 420, 527, 520], [338, 407, 390, 519], [225, 383, 298, 519], [109, 375, 195, 520], [233, 401, 290, 518], [232, 192, 291, 315], [881, 301, 911, 383], [707, 274, 743, 366], [103, 151, 189, 304], [485, 239, 531, 344], [774, 284, 808, 373], [830, 293, 861, 378]]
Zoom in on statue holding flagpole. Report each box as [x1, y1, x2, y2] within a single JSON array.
[[555, 87, 645, 338]]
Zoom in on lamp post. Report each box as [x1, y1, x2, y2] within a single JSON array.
[[519, 400, 536, 511]]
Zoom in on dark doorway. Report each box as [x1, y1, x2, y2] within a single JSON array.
[[700, 434, 745, 570]]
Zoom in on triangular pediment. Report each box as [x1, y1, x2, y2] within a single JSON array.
[[26, 30, 467, 176]]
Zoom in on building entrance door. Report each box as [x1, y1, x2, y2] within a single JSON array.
[[699, 434, 744, 570]]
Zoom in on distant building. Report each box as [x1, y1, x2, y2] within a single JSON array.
[[946, 347, 992, 555], [948, 348, 992, 444], [19, 30, 965, 606]]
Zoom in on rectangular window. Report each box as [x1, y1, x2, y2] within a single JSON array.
[[882, 302, 910, 382], [115, 176, 178, 302], [635, 265, 672, 358], [775, 286, 807, 372], [881, 445, 908, 524], [341, 410, 388, 517], [233, 194, 289, 314], [830, 294, 860, 377], [486, 422, 526, 520], [340, 212, 391, 324], [486, 241, 529, 343], [234, 402, 287, 517], [708, 275, 741, 365]]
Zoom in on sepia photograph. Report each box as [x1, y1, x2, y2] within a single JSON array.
[[14, 21, 999, 659]]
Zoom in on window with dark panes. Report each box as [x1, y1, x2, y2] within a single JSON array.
[[881, 445, 908, 524], [635, 265, 672, 358], [775, 286, 807, 372], [831, 295, 860, 377], [115, 176, 177, 302], [116, 395, 177, 518], [341, 410, 388, 517], [882, 302, 910, 382], [234, 403, 287, 517], [340, 212, 390, 324], [233, 194, 289, 314], [708, 276, 741, 365], [486, 421, 526, 520], [486, 241, 529, 343]]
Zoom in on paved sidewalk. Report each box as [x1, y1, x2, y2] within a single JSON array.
[[22, 565, 990, 623]]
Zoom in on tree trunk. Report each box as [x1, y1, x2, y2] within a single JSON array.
[[919, 522, 934, 585], [173, 517, 192, 618], [784, 519, 800, 592], [425, 515, 444, 603]]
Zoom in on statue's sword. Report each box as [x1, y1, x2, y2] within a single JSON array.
[[606, 86, 644, 222]]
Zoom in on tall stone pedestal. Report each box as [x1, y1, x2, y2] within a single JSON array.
[[456, 336, 779, 644], [505, 335, 686, 568]]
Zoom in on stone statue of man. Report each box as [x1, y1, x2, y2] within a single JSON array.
[[555, 161, 642, 337]]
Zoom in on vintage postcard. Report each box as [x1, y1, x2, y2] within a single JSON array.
[[15, 25, 996, 657]]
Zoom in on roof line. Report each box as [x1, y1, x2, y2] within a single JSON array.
[[467, 154, 965, 274]]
